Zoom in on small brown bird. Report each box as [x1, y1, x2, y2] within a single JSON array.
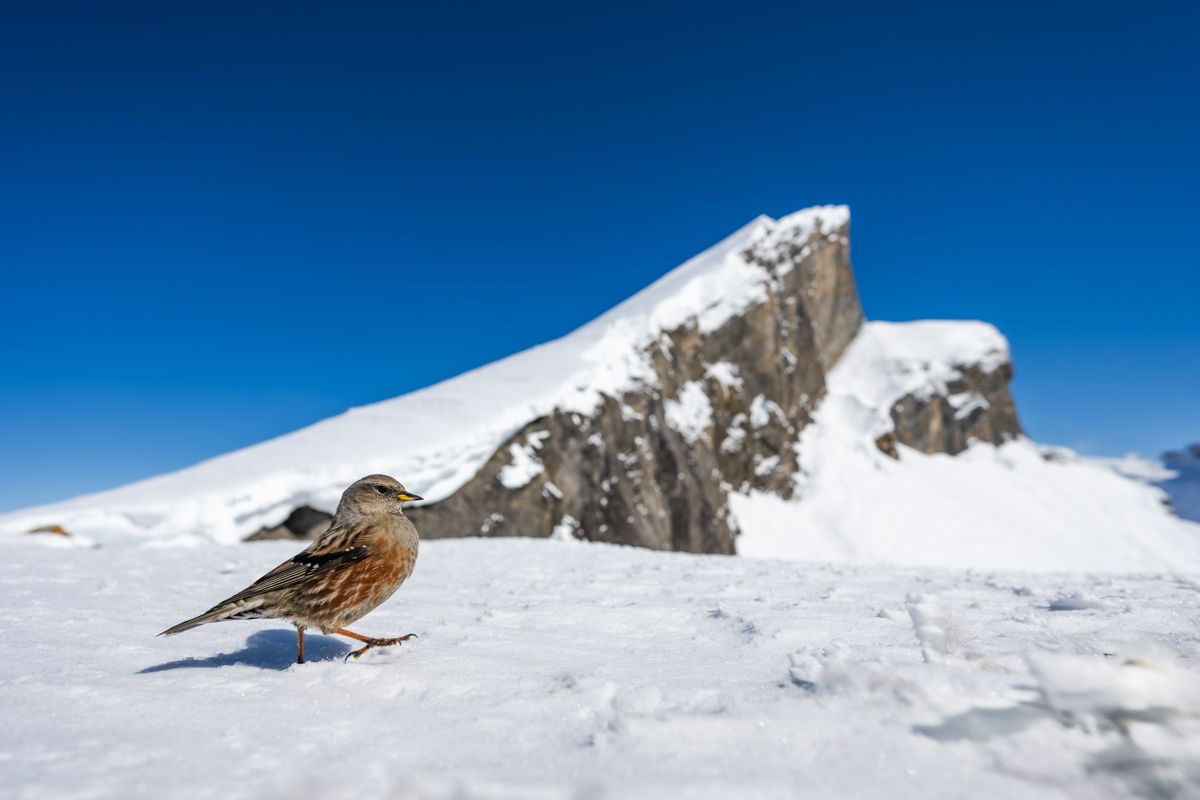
[[161, 474, 422, 663]]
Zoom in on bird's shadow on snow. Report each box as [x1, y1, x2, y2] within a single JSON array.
[[139, 629, 350, 673]]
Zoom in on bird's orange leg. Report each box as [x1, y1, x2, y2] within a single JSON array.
[[333, 627, 417, 661], [296, 625, 306, 665]]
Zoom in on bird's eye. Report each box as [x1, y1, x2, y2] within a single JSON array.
[[375, 485, 388, 494]]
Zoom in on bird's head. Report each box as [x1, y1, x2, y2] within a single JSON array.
[[337, 474, 423, 517]]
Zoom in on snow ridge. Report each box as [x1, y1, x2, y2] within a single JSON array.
[[0, 207, 849, 544]]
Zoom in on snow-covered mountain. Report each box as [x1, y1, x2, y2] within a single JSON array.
[[4, 206, 1197, 572]]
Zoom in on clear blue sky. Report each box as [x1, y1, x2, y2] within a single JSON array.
[[2, 1, 1197, 511]]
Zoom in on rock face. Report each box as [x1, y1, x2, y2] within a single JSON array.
[[0, 206, 1031, 552], [405, 215, 1018, 553], [402, 217, 855, 553], [246, 506, 332, 541], [889, 362, 1021, 455], [251, 210, 1023, 552]]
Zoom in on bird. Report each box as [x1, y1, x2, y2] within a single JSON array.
[[160, 474, 423, 664]]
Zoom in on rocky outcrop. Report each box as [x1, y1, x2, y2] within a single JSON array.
[[243, 210, 1023, 553], [740, 217, 862, 368], [397, 213, 857, 554], [246, 506, 332, 541], [889, 362, 1021, 455]]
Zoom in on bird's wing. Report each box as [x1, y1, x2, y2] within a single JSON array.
[[223, 524, 370, 602]]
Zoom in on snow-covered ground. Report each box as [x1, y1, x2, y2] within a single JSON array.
[[4, 535, 1199, 799]]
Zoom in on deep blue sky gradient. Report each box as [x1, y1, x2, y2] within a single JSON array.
[[2, 1, 1197, 510]]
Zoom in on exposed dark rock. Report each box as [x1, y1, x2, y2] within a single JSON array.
[[408, 218, 851, 554], [245, 505, 332, 542], [246, 212, 1025, 552], [741, 218, 864, 368], [889, 362, 1022, 455], [874, 433, 899, 459]]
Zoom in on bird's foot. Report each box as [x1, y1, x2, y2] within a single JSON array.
[[344, 633, 417, 662]]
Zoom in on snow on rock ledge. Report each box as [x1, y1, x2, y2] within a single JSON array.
[[833, 320, 1011, 412], [832, 320, 1020, 455], [497, 432, 549, 490], [664, 382, 714, 444]]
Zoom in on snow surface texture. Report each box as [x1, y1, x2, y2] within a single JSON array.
[[4, 536, 1199, 800], [0, 207, 848, 545], [731, 321, 1200, 572]]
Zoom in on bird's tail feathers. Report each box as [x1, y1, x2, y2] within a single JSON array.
[[158, 598, 265, 636]]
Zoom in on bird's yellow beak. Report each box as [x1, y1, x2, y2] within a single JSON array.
[[396, 492, 423, 503]]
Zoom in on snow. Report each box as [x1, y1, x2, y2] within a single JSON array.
[[720, 423, 747, 454], [0, 207, 848, 545], [704, 361, 743, 392], [734, 436, 1200, 572], [4, 535, 1199, 799], [1099, 453, 1179, 484], [1027, 648, 1200, 718], [1104, 446, 1200, 524], [497, 432, 550, 490], [745, 205, 851, 274], [947, 391, 989, 420], [830, 320, 1010, 419], [550, 515, 580, 541], [663, 381, 713, 444], [497, 444, 542, 489], [749, 395, 782, 429], [731, 321, 1200, 573]]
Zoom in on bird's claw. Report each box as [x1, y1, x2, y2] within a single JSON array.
[[344, 633, 417, 662]]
